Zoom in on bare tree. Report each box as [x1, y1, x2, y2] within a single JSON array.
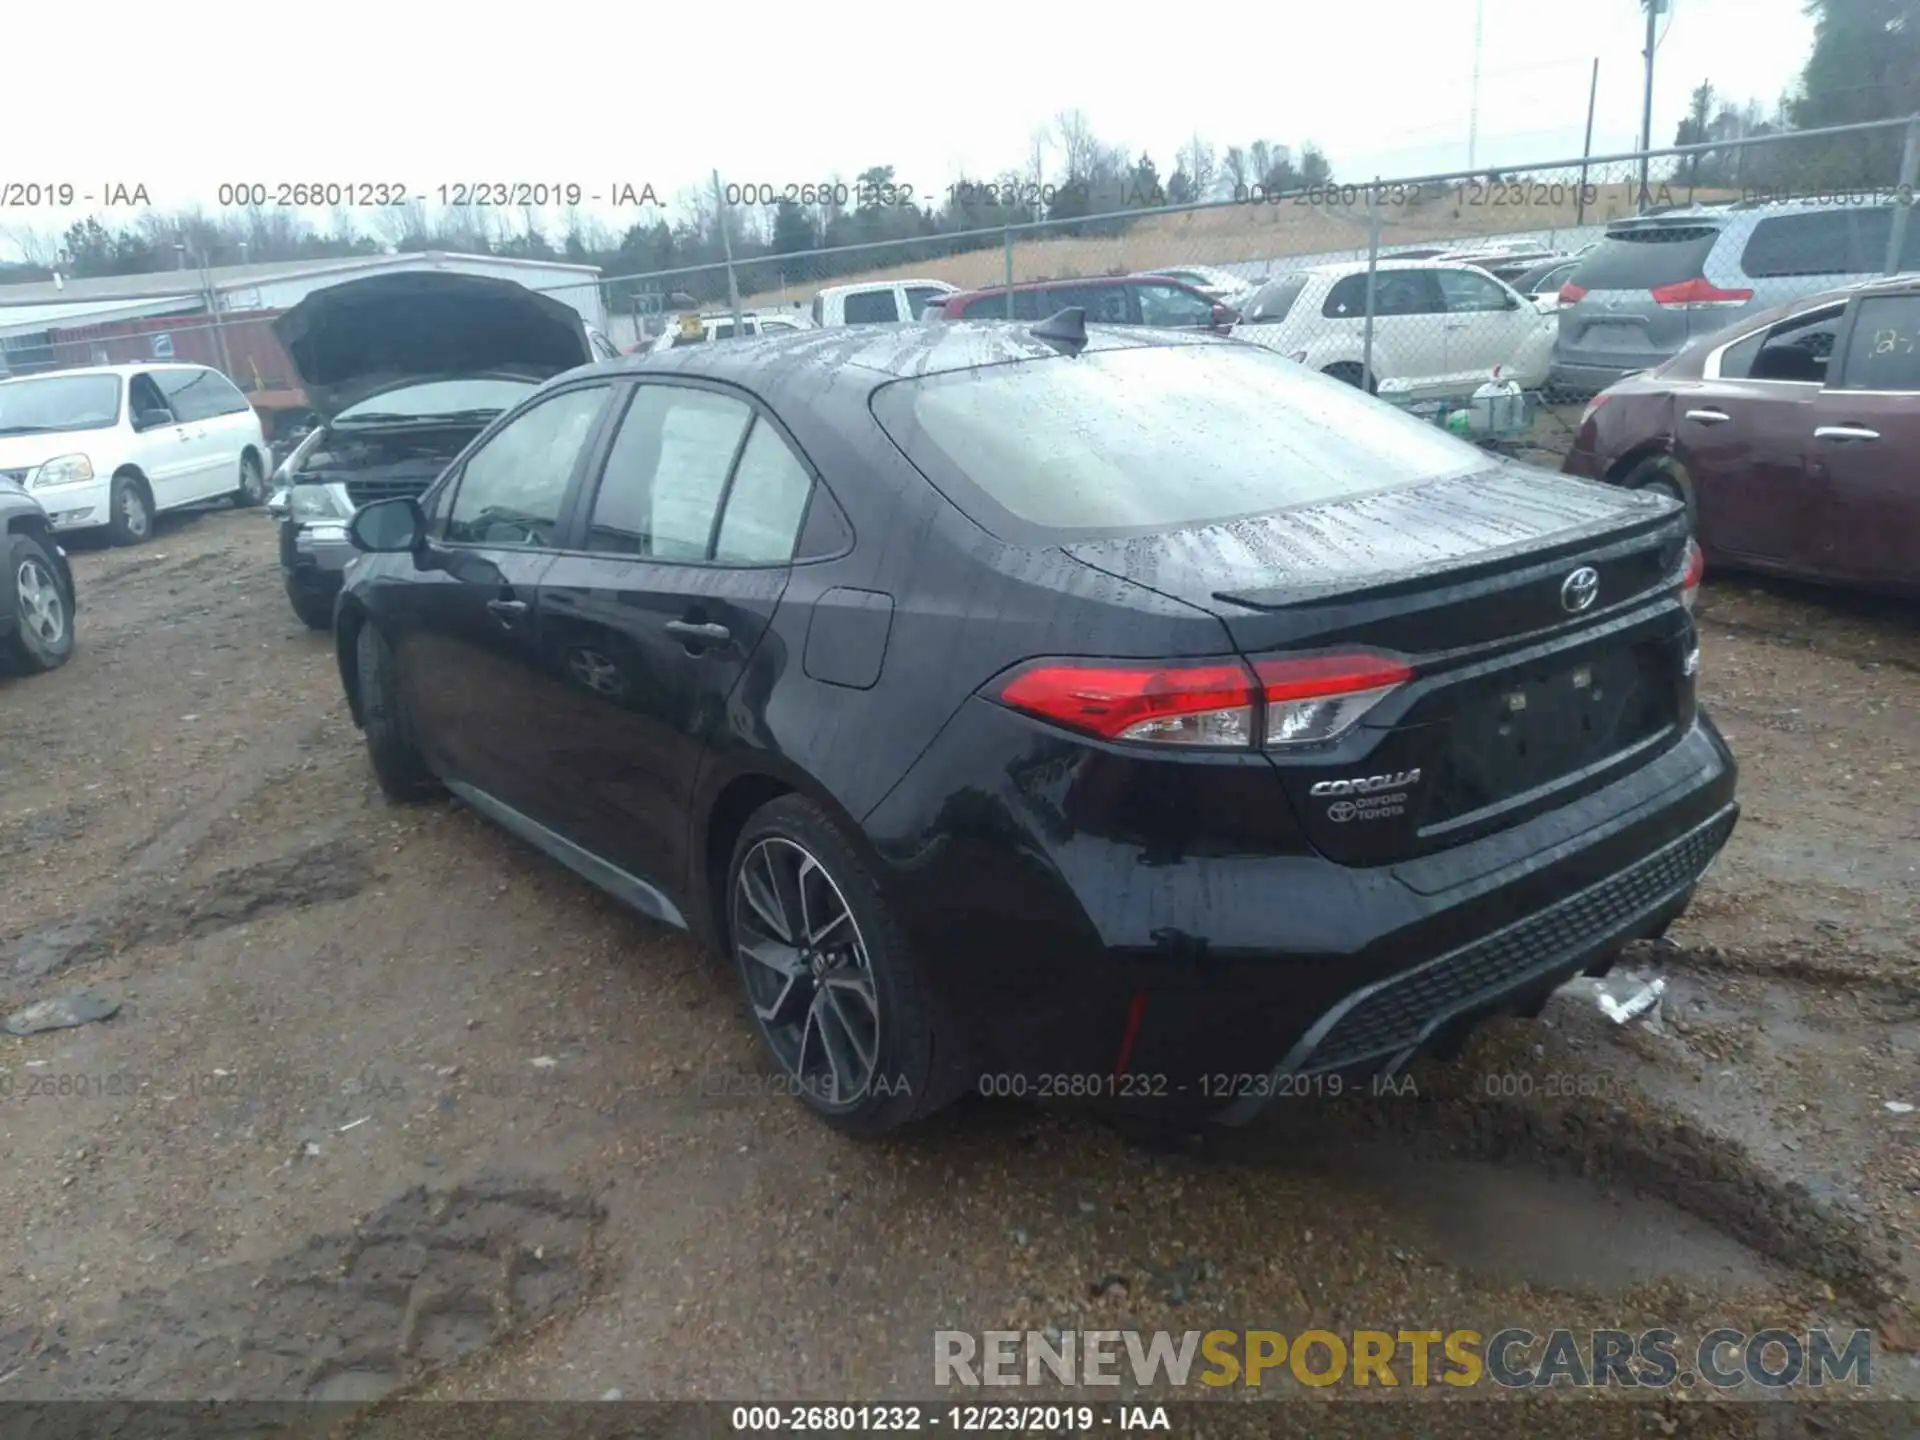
[[1053, 109, 1098, 182], [1177, 134, 1218, 200], [1222, 145, 1251, 194], [2, 224, 60, 268]]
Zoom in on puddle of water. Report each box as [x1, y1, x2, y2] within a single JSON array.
[[1334, 1143, 1781, 1296]]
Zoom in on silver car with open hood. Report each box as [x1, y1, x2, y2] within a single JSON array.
[[273, 271, 595, 630]]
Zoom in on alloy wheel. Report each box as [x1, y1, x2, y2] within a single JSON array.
[[732, 836, 881, 1108], [15, 558, 65, 647], [123, 488, 150, 537]]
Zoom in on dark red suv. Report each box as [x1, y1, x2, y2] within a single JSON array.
[[932, 275, 1238, 329]]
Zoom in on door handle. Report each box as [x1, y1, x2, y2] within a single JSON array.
[[1813, 425, 1880, 443], [486, 598, 529, 622], [665, 619, 731, 648], [1685, 409, 1731, 425]]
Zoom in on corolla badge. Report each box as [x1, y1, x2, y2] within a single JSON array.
[[1312, 769, 1421, 824], [1560, 566, 1600, 613]]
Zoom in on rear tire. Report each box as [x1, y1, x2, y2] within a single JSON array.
[[725, 795, 968, 1137], [232, 452, 267, 507], [107, 473, 154, 547], [0, 533, 75, 675], [354, 621, 441, 803]]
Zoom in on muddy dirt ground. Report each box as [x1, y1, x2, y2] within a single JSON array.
[[1, 504, 1915, 1437]]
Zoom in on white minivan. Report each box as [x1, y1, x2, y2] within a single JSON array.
[[810, 279, 958, 326], [0, 363, 269, 545]]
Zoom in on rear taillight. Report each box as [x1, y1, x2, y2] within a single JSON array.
[[1579, 392, 1613, 427], [997, 661, 1257, 747], [995, 651, 1413, 750], [1650, 277, 1753, 309], [1256, 653, 1414, 747], [1559, 281, 1588, 304], [1680, 537, 1704, 609]]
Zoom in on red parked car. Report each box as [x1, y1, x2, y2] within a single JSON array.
[[930, 274, 1238, 330], [1563, 274, 1920, 598]]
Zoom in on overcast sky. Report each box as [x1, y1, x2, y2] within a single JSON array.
[[2, 0, 1815, 261]]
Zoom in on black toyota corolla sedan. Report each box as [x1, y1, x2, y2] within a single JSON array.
[[333, 315, 1736, 1136]]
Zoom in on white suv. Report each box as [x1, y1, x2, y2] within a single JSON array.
[[0, 364, 269, 545], [1230, 260, 1556, 400]]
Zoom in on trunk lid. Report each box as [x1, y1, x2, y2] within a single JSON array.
[[1063, 466, 1698, 864], [272, 271, 594, 423]]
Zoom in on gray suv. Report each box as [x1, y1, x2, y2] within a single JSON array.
[[1551, 200, 1920, 395]]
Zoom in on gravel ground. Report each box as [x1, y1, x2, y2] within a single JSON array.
[[0, 505, 1914, 1436]]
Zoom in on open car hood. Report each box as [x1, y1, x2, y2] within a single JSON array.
[[273, 271, 594, 422]]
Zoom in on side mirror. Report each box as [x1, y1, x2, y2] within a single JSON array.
[[133, 408, 174, 431], [1504, 292, 1522, 310], [1211, 304, 1240, 327], [347, 496, 425, 553]]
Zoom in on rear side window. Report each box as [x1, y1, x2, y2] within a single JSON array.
[[1719, 304, 1846, 383], [1835, 295, 1920, 392], [1571, 226, 1720, 291], [1044, 284, 1132, 324], [872, 342, 1490, 538], [155, 368, 235, 423], [588, 385, 751, 561], [1323, 270, 1437, 318], [958, 291, 1043, 321], [842, 290, 900, 324], [1241, 274, 1309, 323], [1741, 209, 1894, 278]]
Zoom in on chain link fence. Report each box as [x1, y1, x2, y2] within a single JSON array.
[[2, 116, 1915, 473], [536, 114, 1919, 471]]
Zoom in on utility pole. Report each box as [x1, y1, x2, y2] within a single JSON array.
[[1467, 0, 1485, 172], [1637, 0, 1667, 212], [1578, 57, 1601, 226], [711, 169, 743, 332]]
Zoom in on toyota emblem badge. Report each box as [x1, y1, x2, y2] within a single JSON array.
[[1561, 566, 1600, 614]]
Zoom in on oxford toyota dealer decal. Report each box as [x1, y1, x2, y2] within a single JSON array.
[[1310, 769, 1422, 823]]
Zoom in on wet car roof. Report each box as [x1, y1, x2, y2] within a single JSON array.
[[596, 320, 1230, 384]]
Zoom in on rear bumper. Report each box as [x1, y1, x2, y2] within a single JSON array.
[[1213, 799, 1732, 1122], [864, 703, 1737, 1121]]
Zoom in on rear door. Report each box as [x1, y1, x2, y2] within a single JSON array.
[[1432, 267, 1532, 388], [1797, 292, 1920, 588], [1678, 300, 1847, 564], [1319, 269, 1448, 395], [1560, 223, 1726, 375], [392, 381, 617, 824], [534, 380, 814, 891], [150, 368, 232, 501]]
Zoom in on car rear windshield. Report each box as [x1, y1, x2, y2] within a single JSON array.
[[870, 342, 1491, 538], [1569, 225, 1720, 291], [1240, 274, 1309, 323]]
